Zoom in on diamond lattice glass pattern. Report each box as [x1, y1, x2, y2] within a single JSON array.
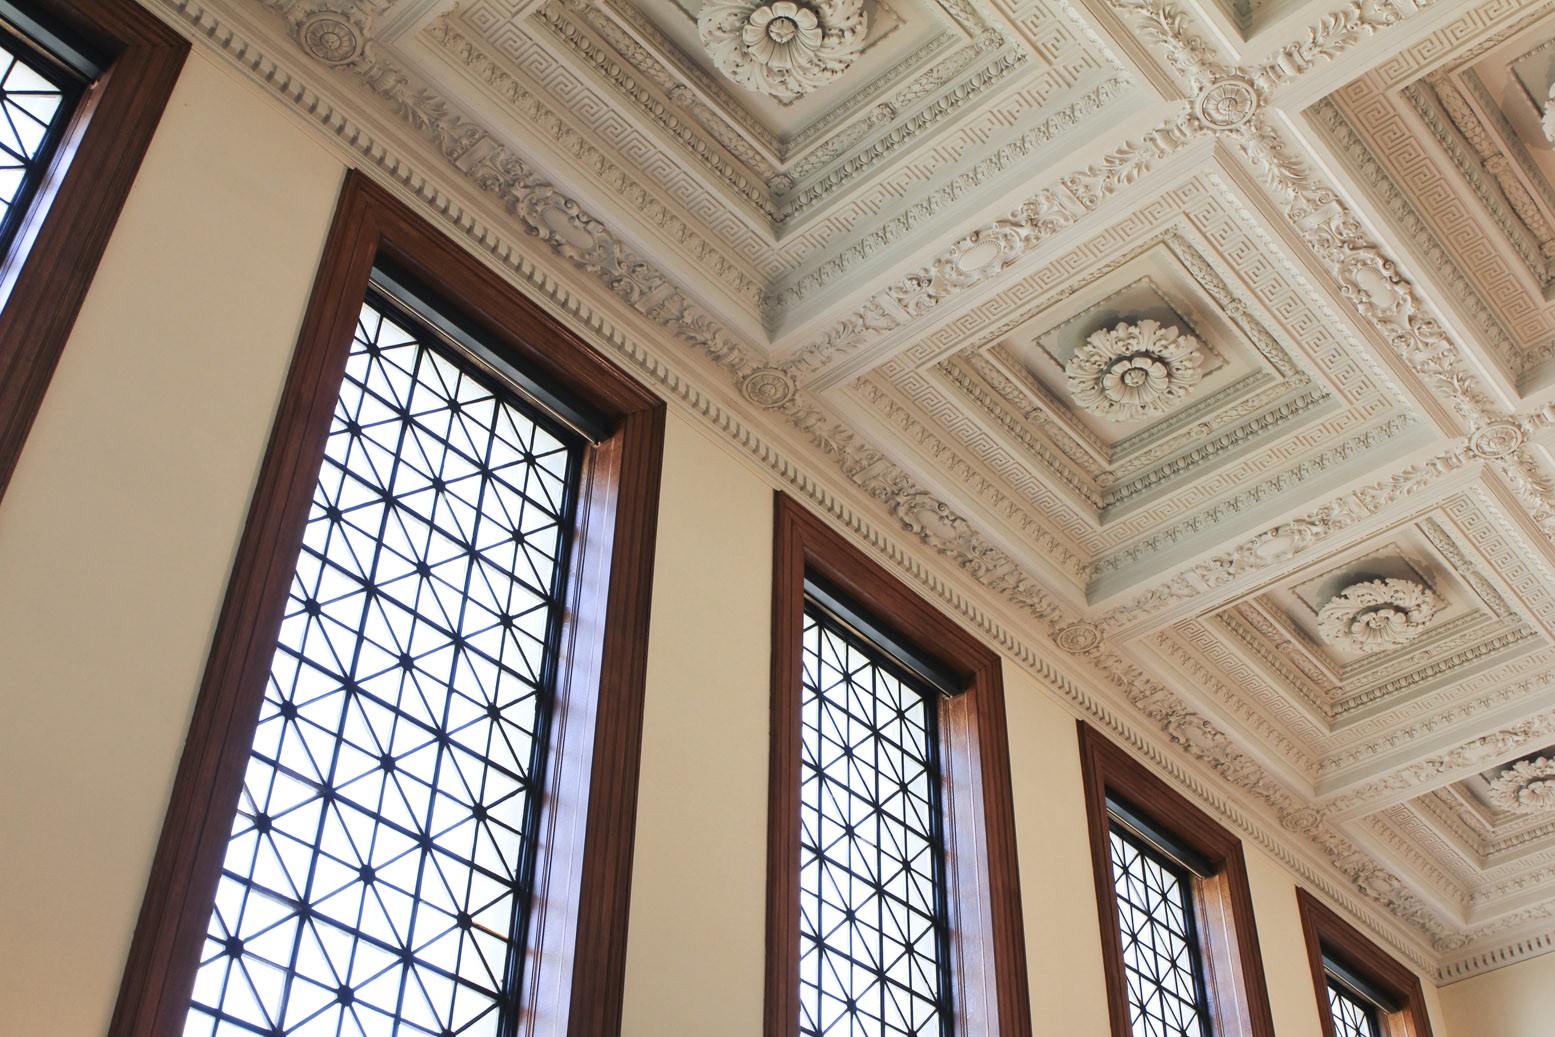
[[1107, 825, 1210, 1037], [0, 35, 69, 237], [185, 298, 581, 1037], [798, 608, 949, 1037], [1327, 982, 1381, 1037]]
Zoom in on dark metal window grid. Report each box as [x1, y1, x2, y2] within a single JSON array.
[[1106, 821, 1213, 1037], [184, 290, 584, 1037], [0, 12, 87, 258], [798, 601, 952, 1037], [1326, 980, 1382, 1037]]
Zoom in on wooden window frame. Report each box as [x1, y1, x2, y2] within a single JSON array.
[[1077, 722, 1276, 1037], [1297, 889, 1435, 1037], [767, 493, 1031, 1037], [0, 0, 186, 500], [108, 172, 666, 1037]]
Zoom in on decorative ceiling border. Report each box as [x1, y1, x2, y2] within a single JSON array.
[[1307, 95, 1528, 380], [157, 0, 1555, 984]]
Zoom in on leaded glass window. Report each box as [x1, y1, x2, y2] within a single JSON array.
[[185, 290, 583, 1037], [0, 12, 87, 252], [798, 602, 950, 1037], [1327, 981, 1381, 1037], [1106, 822, 1211, 1037]]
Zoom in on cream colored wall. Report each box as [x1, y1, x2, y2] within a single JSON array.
[[1437, 951, 1555, 1036], [1003, 667, 1113, 1035], [623, 416, 773, 1035], [0, 35, 1477, 1037], [0, 53, 343, 1035]]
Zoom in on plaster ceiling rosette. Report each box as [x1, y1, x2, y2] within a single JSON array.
[[1488, 757, 1555, 813], [697, 0, 867, 100], [1317, 579, 1441, 654], [1064, 318, 1203, 423]]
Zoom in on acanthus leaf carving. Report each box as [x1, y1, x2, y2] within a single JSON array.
[[698, 0, 866, 100]]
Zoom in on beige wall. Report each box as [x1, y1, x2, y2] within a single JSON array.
[[1438, 952, 1555, 1036], [0, 37, 1475, 1037]]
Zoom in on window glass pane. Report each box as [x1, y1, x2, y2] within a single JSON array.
[[1107, 824, 1210, 1037], [0, 26, 78, 248], [1327, 981, 1382, 1037], [185, 297, 582, 1036], [798, 606, 949, 1037]]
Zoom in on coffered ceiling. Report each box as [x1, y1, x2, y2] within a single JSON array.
[[158, 0, 1555, 984]]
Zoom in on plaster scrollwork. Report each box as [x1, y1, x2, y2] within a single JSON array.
[[783, 112, 1201, 381], [1317, 579, 1441, 653], [698, 1, 866, 100], [1488, 758, 1555, 813], [1543, 86, 1555, 146], [1065, 319, 1203, 422]]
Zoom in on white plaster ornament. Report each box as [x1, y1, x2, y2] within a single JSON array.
[[698, 0, 867, 100], [1064, 319, 1203, 422], [1487, 757, 1555, 813], [1316, 578, 1440, 653], [1544, 84, 1555, 147]]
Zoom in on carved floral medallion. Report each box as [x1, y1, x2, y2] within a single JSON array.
[[1063, 319, 1203, 422], [1194, 77, 1259, 130], [1316, 578, 1441, 653], [1488, 757, 1555, 813], [697, 0, 867, 100]]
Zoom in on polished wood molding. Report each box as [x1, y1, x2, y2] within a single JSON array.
[[1297, 889, 1435, 1037], [0, 0, 187, 500], [1077, 723, 1277, 1037], [109, 171, 665, 1037], [765, 494, 1032, 1037]]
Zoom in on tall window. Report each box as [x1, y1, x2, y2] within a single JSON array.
[[1078, 724, 1276, 1037], [769, 495, 1031, 1037], [1296, 889, 1436, 1037], [112, 175, 665, 1037], [0, 0, 185, 500], [1105, 812, 1211, 1037], [185, 290, 586, 1036], [799, 596, 952, 1036]]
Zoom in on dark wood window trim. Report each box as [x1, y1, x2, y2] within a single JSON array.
[[108, 171, 666, 1037], [0, 0, 186, 501], [1077, 722, 1277, 1037], [1297, 889, 1436, 1037], [767, 493, 1032, 1037]]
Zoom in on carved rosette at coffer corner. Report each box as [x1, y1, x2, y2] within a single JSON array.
[[1063, 319, 1204, 422], [1317, 578, 1441, 654], [697, 0, 867, 99]]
